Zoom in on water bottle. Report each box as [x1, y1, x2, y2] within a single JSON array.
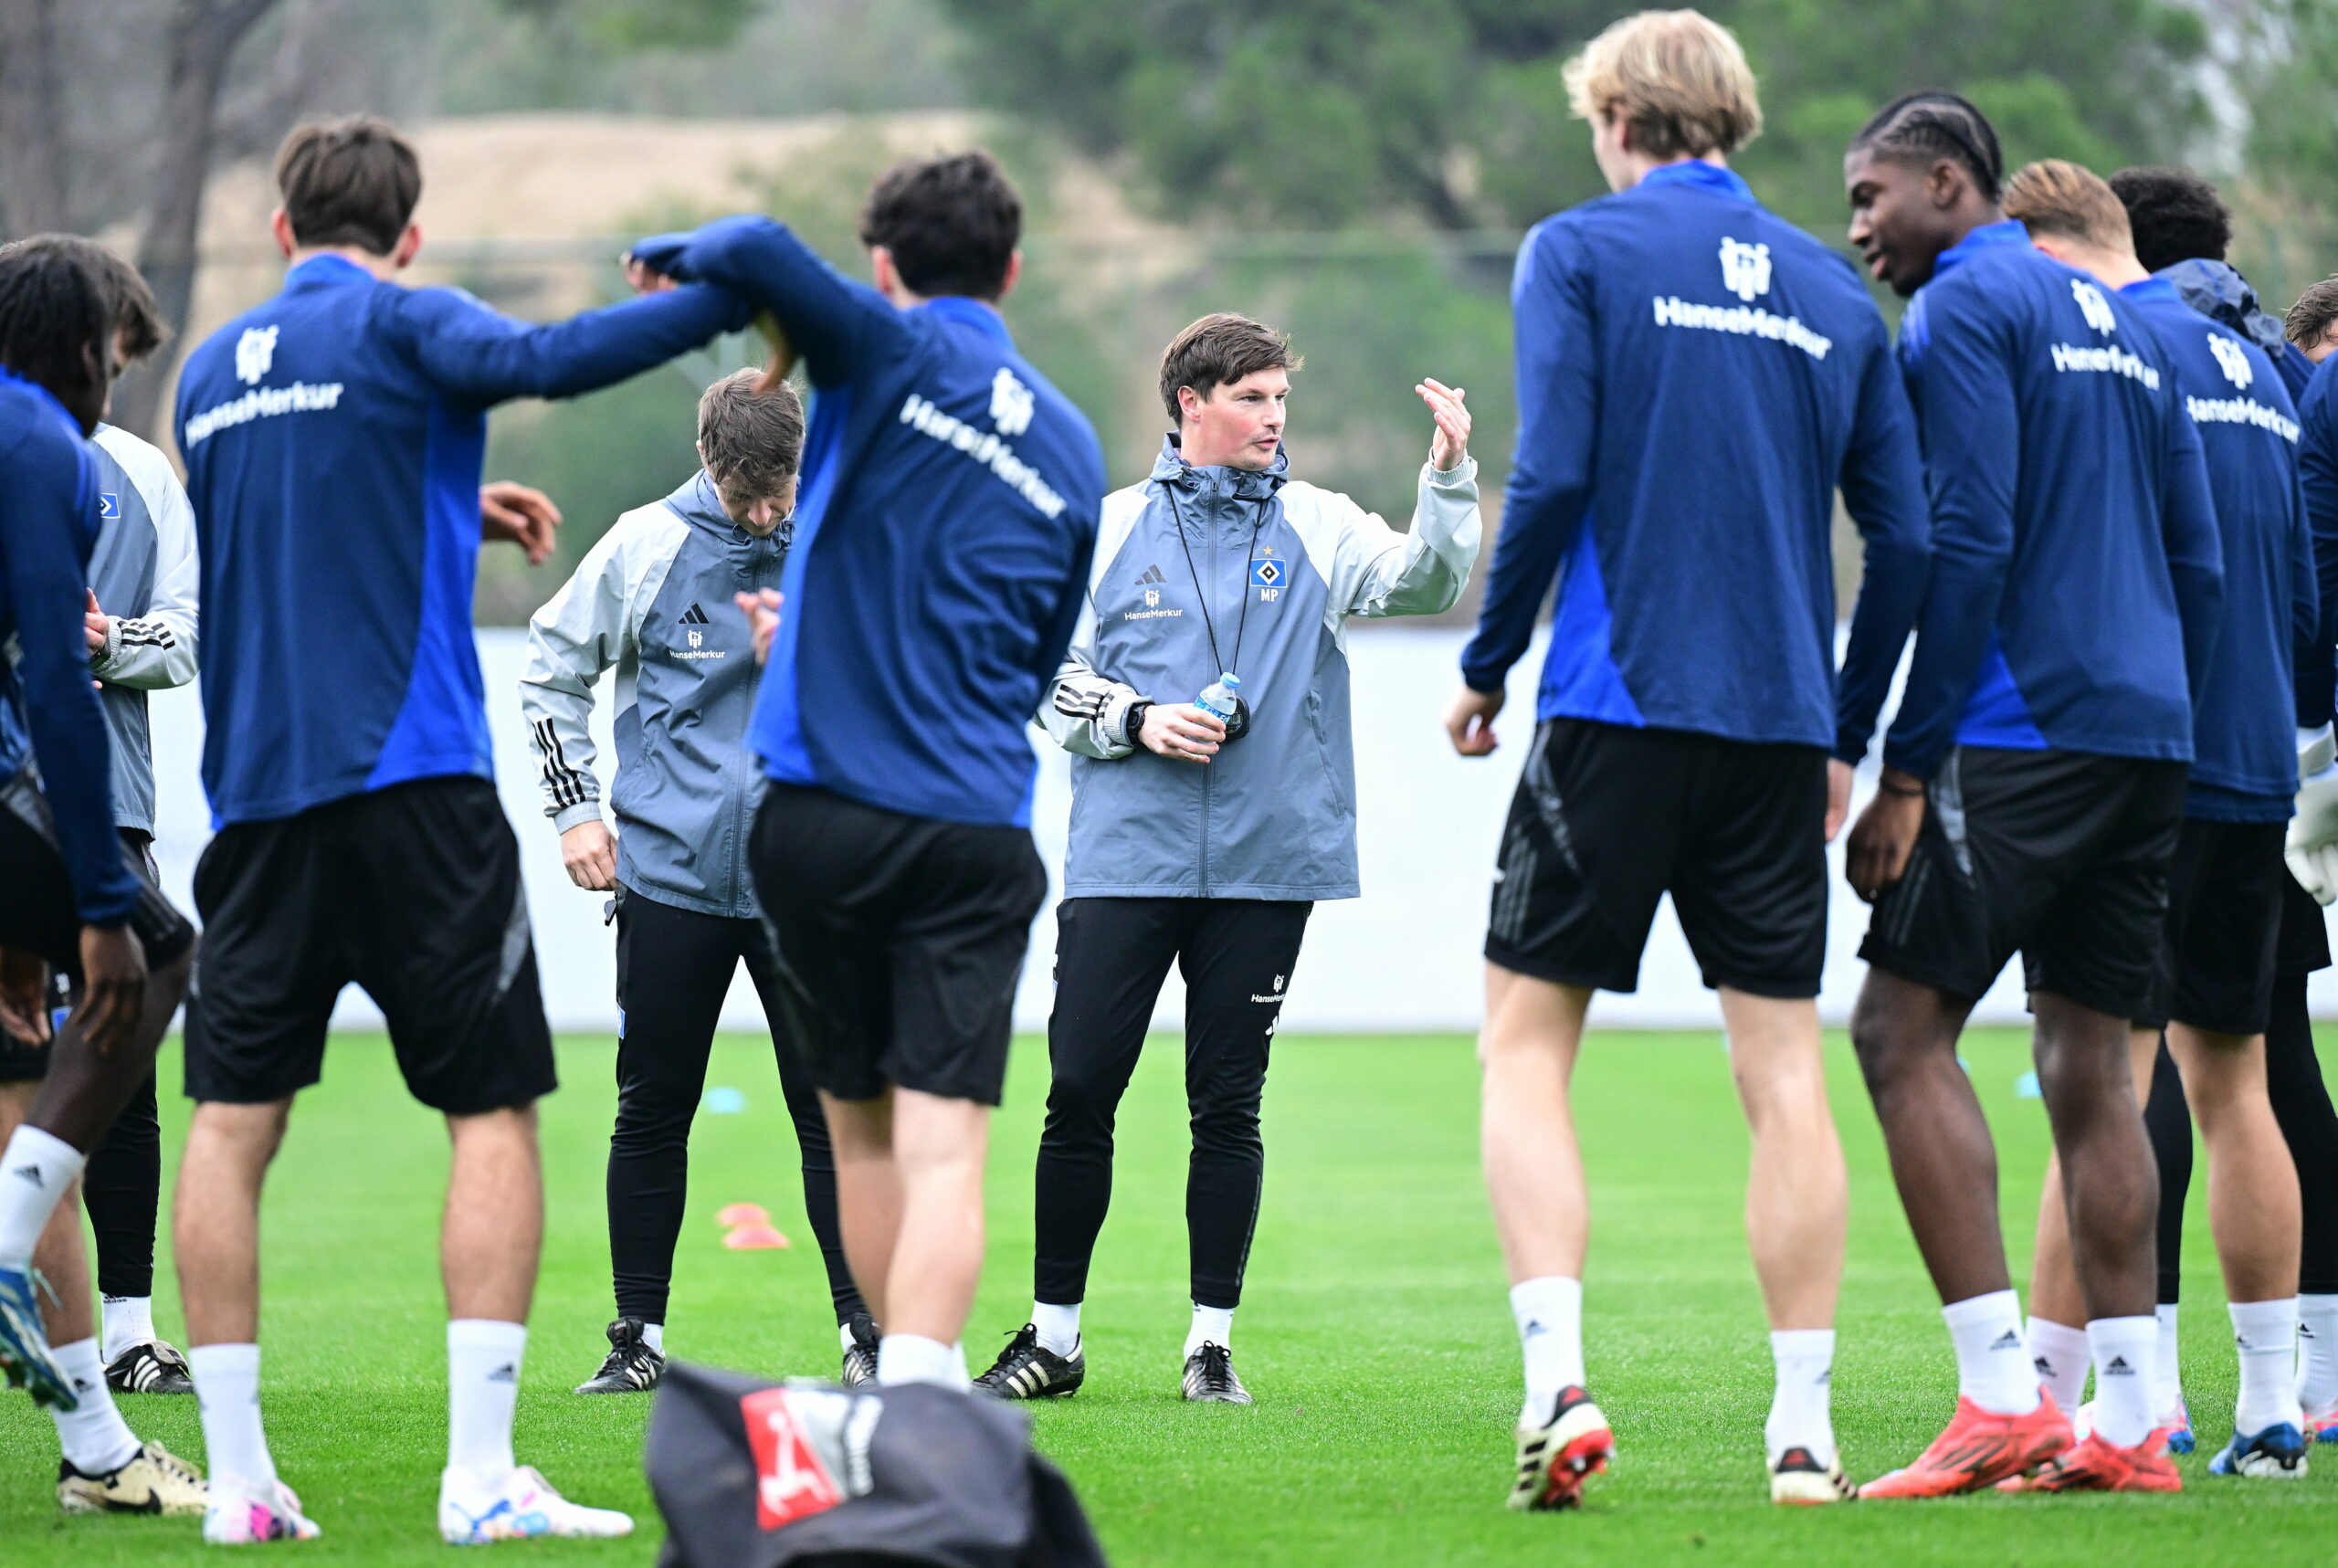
[[1195, 671, 1241, 723]]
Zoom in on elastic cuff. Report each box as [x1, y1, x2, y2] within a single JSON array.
[[90, 617, 122, 674], [2301, 723, 2335, 781], [551, 801, 605, 834], [1427, 456, 1478, 485]]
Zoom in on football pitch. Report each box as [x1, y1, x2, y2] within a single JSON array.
[[4, 1026, 2334, 1565]]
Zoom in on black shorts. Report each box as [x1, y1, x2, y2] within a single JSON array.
[[0, 781, 195, 1083], [750, 784, 1048, 1106], [2277, 867, 2332, 978], [1860, 747, 2187, 1017], [1483, 719, 1828, 998], [182, 777, 556, 1114], [2137, 818, 2288, 1036]]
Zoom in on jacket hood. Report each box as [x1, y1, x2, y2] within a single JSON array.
[[2160, 258, 2291, 360], [666, 469, 790, 562], [1150, 435, 1290, 500]]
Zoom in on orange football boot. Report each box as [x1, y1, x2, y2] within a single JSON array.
[[1859, 1392, 2073, 1499], [1997, 1428, 2181, 1493]]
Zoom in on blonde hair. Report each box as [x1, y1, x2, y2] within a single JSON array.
[[2003, 159, 2134, 254], [1563, 10, 1763, 160]]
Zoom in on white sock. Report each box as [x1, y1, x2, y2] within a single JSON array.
[[1764, 1329, 1835, 1466], [641, 1322, 665, 1356], [1185, 1304, 1233, 1360], [875, 1332, 960, 1389], [1033, 1300, 1081, 1357], [100, 1296, 157, 1365], [837, 1321, 856, 1355], [1943, 1290, 2039, 1415], [1511, 1276, 1585, 1426], [47, 1338, 141, 1475], [0, 1126, 82, 1268], [2153, 1302, 2181, 1418], [446, 1319, 524, 1482], [2298, 1294, 2338, 1416], [190, 1342, 276, 1495], [2085, 1315, 2158, 1447], [2231, 1298, 2303, 1436], [2025, 1317, 2091, 1414]]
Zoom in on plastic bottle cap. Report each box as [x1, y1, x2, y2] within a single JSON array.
[[1218, 672, 1240, 689]]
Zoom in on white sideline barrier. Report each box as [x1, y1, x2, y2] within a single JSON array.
[[144, 626, 2338, 1035]]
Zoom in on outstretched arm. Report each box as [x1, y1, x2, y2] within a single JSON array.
[[402, 280, 750, 407]]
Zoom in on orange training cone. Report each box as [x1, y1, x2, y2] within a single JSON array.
[[716, 1203, 771, 1227], [722, 1223, 791, 1250]]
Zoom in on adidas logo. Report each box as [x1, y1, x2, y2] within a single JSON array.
[[488, 1363, 518, 1384], [1988, 1330, 2021, 1352], [9, 1164, 41, 1188], [2033, 1356, 2053, 1375], [679, 603, 711, 626], [2102, 1355, 2134, 1375], [1137, 564, 1166, 585]]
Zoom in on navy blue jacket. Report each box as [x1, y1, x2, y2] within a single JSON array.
[[175, 255, 745, 826], [0, 370, 135, 922], [1460, 162, 1929, 759], [2124, 277, 2313, 819], [629, 217, 1107, 828], [2294, 357, 2338, 729], [1884, 222, 2222, 779]]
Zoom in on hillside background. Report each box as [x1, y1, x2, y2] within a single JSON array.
[[10, 0, 2338, 622]]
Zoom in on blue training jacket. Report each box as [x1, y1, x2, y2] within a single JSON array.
[[2123, 277, 2314, 819], [2295, 355, 2338, 729], [175, 255, 746, 826], [1461, 161, 1930, 760], [1883, 222, 2222, 780], [0, 370, 135, 922], [627, 217, 1107, 828]]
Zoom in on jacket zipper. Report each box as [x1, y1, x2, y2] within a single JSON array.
[[1197, 489, 1215, 896]]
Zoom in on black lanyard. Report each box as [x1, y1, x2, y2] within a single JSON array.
[[1166, 487, 1266, 683]]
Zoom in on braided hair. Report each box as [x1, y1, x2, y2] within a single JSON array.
[[1850, 92, 2005, 204], [0, 237, 111, 426]]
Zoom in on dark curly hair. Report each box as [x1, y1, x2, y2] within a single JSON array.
[[858, 150, 1020, 302], [0, 237, 112, 431], [2108, 167, 2230, 272]]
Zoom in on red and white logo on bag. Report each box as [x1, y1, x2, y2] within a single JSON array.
[[742, 1388, 844, 1530]]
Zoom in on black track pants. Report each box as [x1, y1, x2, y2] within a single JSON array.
[[2150, 969, 2338, 1300], [1033, 897, 1311, 1311], [608, 889, 863, 1325], [84, 1068, 160, 1300]]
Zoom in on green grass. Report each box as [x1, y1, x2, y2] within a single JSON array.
[[5, 1026, 2336, 1563]]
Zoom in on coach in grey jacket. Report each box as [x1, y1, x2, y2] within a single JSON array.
[[975, 314, 1479, 1405], [520, 371, 871, 1396]]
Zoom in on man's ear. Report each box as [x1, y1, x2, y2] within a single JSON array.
[[269, 209, 298, 261], [1927, 158, 1964, 211], [694, 439, 708, 468], [1176, 383, 1204, 426], [996, 249, 1023, 303], [390, 223, 423, 271], [869, 245, 898, 298]]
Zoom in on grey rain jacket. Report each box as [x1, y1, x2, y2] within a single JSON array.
[[1043, 437, 1480, 900], [521, 471, 786, 917], [86, 425, 201, 835]]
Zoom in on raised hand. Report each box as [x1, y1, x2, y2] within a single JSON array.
[[1417, 378, 1471, 471], [480, 481, 563, 566]]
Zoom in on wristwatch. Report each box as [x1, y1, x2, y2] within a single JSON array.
[[1121, 700, 1153, 747]]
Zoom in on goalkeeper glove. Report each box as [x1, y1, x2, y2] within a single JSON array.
[[2288, 724, 2338, 904]]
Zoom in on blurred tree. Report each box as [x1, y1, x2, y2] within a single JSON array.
[[0, 0, 68, 236], [937, 0, 2210, 239], [111, 0, 288, 438]]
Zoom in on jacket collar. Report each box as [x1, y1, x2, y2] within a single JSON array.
[[2157, 257, 2293, 359], [1931, 218, 2030, 279], [283, 254, 376, 293], [1150, 434, 1289, 500], [0, 364, 81, 438], [2120, 275, 2180, 306], [1638, 160, 1754, 202], [913, 295, 1013, 345]]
